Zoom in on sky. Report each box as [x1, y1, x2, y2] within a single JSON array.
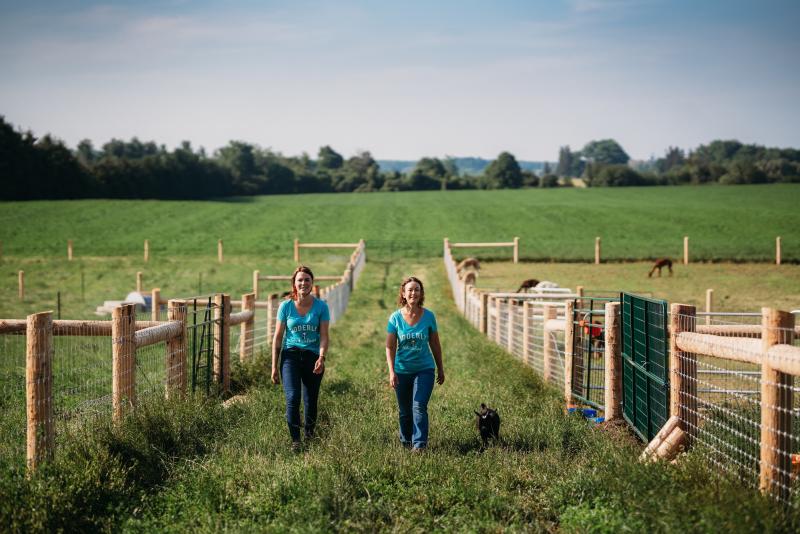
[[1, 0, 799, 161]]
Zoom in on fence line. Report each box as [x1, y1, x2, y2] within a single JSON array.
[[667, 305, 800, 502], [444, 238, 573, 390], [445, 236, 800, 503]]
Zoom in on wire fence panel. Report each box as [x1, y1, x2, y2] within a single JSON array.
[[674, 310, 800, 503], [571, 299, 610, 410], [0, 333, 26, 467]]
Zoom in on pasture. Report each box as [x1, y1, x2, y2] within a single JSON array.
[[3, 260, 798, 532], [2, 185, 800, 531], [473, 261, 800, 312], [0, 184, 798, 260]]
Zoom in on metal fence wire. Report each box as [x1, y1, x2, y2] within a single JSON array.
[[673, 309, 800, 504], [571, 298, 613, 410]]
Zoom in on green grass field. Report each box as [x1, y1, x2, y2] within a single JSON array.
[[1, 184, 799, 260], [474, 261, 800, 312], [2, 186, 800, 530]]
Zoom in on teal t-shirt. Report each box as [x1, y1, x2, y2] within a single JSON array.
[[387, 308, 438, 374], [278, 297, 330, 354]]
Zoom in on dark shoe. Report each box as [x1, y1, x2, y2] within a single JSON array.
[[411, 446, 426, 454], [400, 441, 412, 449], [291, 441, 302, 453]]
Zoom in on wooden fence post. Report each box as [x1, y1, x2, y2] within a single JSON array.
[[669, 304, 696, 439], [759, 307, 794, 500], [479, 293, 489, 334], [136, 272, 143, 293], [776, 237, 781, 266], [252, 270, 260, 299], [144, 239, 149, 262], [506, 300, 515, 353], [705, 289, 713, 326], [67, 239, 73, 261], [151, 288, 161, 321], [112, 304, 136, 423], [214, 294, 231, 393], [522, 301, 531, 366], [240, 292, 255, 362], [294, 238, 300, 262], [595, 237, 601, 264], [26, 311, 53, 471], [218, 239, 224, 264], [564, 300, 575, 405], [267, 293, 276, 343], [494, 298, 502, 345], [542, 304, 557, 383], [683, 236, 689, 265], [603, 302, 622, 421], [166, 300, 187, 398], [18, 270, 24, 301], [513, 237, 519, 264]]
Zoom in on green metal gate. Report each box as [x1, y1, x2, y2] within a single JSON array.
[[184, 296, 224, 395], [620, 293, 669, 442]]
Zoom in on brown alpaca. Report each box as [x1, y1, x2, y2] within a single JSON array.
[[515, 278, 540, 293], [461, 271, 477, 285], [648, 258, 673, 277], [456, 257, 480, 273]]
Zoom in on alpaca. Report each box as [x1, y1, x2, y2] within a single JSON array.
[[456, 257, 480, 273], [648, 258, 673, 277], [515, 278, 540, 293]]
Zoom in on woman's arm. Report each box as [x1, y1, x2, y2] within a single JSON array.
[[385, 332, 398, 388], [429, 331, 445, 385], [271, 321, 286, 384], [314, 320, 329, 374]]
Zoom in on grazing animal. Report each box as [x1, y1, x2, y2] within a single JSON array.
[[515, 278, 540, 293], [456, 257, 481, 273], [475, 403, 501, 447], [648, 258, 673, 278], [534, 281, 559, 289], [461, 270, 478, 285]]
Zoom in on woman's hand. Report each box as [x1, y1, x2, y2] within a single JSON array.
[[271, 367, 280, 385], [437, 369, 445, 385], [389, 371, 398, 389], [313, 356, 325, 375]]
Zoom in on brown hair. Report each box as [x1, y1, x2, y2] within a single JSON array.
[[290, 265, 315, 301], [397, 276, 425, 308]]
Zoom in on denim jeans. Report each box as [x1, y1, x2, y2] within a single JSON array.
[[394, 368, 435, 448], [281, 348, 324, 442]]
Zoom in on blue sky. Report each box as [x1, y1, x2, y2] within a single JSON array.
[[1, 0, 798, 160]]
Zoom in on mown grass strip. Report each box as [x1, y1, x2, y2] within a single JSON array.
[[120, 259, 798, 531]]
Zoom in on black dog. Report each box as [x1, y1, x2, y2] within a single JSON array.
[[475, 403, 501, 447]]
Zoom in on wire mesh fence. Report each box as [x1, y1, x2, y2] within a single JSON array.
[[673, 308, 800, 503], [446, 237, 800, 503]]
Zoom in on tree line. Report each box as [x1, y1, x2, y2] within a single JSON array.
[[2, 116, 798, 200], [555, 139, 800, 186]]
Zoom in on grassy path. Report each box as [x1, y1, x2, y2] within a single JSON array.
[[113, 259, 794, 532], [5, 259, 793, 531]]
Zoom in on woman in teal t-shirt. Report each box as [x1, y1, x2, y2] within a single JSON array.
[[271, 265, 330, 451], [385, 276, 445, 450]]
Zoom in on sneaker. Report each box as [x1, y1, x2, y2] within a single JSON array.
[[411, 446, 426, 453], [291, 441, 302, 453]]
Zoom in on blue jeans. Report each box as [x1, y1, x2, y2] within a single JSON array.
[[394, 369, 435, 448], [281, 348, 324, 442]]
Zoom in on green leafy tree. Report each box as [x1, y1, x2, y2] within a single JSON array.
[[317, 145, 343, 170], [581, 139, 630, 165], [483, 152, 522, 189]]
